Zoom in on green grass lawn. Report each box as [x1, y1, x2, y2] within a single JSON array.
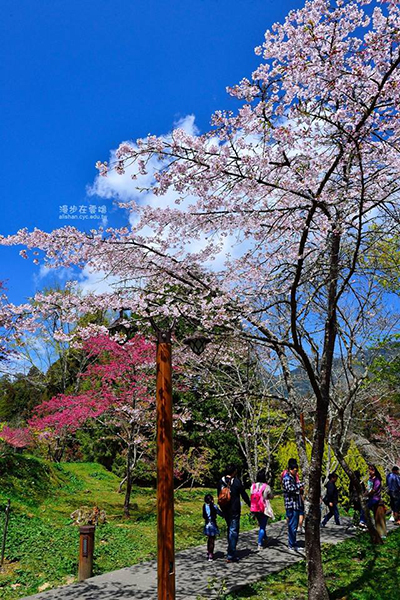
[[0, 454, 285, 599], [223, 528, 400, 600], [4, 454, 397, 600]]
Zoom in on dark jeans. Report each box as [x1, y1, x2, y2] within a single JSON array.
[[255, 513, 268, 545], [389, 493, 400, 513], [367, 498, 379, 514], [322, 504, 340, 526], [286, 508, 300, 549], [225, 516, 240, 559]]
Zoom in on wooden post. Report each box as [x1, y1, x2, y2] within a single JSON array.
[[156, 330, 175, 600], [0, 500, 11, 569], [78, 525, 95, 581]]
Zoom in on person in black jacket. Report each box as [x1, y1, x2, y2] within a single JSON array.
[[348, 469, 367, 528], [217, 464, 250, 562], [321, 473, 341, 527]]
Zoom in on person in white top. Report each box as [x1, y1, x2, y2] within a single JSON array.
[[250, 468, 274, 550]]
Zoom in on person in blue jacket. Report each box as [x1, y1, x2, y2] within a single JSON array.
[[386, 465, 400, 524], [203, 494, 223, 561]]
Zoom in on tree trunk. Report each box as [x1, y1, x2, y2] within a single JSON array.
[[53, 436, 65, 463], [292, 410, 309, 483], [124, 445, 133, 517], [305, 396, 330, 600], [118, 475, 127, 493], [306, 230, 341, 600]]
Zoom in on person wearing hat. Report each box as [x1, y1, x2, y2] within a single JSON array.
[[282, 458, 304, 553]]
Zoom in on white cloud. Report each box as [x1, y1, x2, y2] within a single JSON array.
[[33, 264, 75, 289], [173, 114, 199, 135], [84, 114, 253, 276], [31, 261, 117, 297], [88, 114, 199, 204], [78, 266, 119, 295]]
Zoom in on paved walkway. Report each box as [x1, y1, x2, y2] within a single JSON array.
[[21, 518, 365, 600]]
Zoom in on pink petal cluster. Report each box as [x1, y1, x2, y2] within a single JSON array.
[[28, 334, 156, 437], [0, 426, 32, 448], [0, 0, 399, 405]]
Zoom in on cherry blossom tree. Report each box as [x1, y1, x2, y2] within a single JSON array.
[[187, 338, 290, 481], [2, 1, 400, 597], [29, 334, 156, 516], [0, 424, 32, 449], [0, 281, 18, 366]]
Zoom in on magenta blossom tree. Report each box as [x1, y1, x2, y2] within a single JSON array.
[[0, 425, 32, 449], [29, 334, 156, 516], [2, 1, 400, 597]]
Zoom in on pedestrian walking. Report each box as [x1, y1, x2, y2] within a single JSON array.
[[366, 464, 382, 514], [282, 458, 304, 553], [321, 473, 341, 527], [217, 464, 250, 563], [348, 469, 367, 528], [366, 464, 387, 538], [250, 468, 274, 550], [386, 466, 400, 525], [202, 494, 223, 561], [281, 466, 304, 533]]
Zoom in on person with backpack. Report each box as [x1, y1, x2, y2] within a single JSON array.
[[250, 468, 274, 550], [282, 458, 304, 553], [202, 493, 224, 561], [321, 473, 341, 527], [217, 464, 250, 563], [386, 465, 400, 525]]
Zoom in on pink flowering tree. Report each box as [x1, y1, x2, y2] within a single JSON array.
[[0, 425, 32, 449], [2, 1, 400, 597], [186, 337, 290, 482], [29, 334, 156, 516], [0, 281, 18, 364]]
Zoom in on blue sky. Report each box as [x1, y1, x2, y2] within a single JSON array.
[[1, 0, 304, 304]]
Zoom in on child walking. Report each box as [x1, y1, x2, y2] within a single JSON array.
[[203, 493, 223, 561]]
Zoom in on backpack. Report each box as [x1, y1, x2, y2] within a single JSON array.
[[250, 483, 266, 513], [218, 477, 232, 508]]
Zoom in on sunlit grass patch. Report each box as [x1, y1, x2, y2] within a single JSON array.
[[224, 528, 400, 600], [0, 454, 286, 599]]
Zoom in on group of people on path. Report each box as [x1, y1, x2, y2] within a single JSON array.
[[202, 460, 400, 562], [202, 464, 273, 562], [347, 464, 400, 536], [203, 461, 299, 562]]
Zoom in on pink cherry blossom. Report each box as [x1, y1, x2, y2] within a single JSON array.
[[1, 2, 400, 591]]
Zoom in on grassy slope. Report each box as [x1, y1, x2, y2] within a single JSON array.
[[0, 454, 285, 599]]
